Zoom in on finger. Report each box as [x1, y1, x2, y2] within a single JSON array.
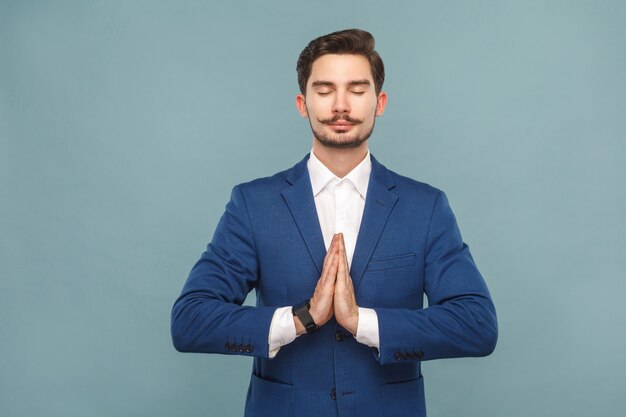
[[328, 250, 339, 280], [340, 234, 350, 277], [321, 252, 338, 290], [319, 244, 333, 283], [336, 239, 344, 285], [319, 236, 339, 285], [337, 234, 349, 280], [313, 256, 335, 306], [329, 234, 338, 256], [322, 235, 337, 267], [338, 235, 354, 298], [326, 253, 339, 287], [327, 234, 341, 266]]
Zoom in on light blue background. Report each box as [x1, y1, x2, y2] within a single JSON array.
[[2, 1, 625, 416]]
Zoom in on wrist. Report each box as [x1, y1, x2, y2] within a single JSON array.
[[293, 315, 306, 336], [343, 309, 359, 336], [292, 299, 320, 334]]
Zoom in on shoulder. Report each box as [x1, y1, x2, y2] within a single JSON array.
[[378, 163, 457, 225], [232, 156, 307, 196], [372, 156, 444, 203], [391, 169, 441, 196]]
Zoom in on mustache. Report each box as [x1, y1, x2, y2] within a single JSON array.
[[318, 115, 363, 125]]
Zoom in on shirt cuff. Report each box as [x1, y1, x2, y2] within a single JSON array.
[[268, 306, 297, 358], [355, 307, 380, 349]]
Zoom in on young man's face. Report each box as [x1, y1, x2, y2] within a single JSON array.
[[296, 54, 387, 149]]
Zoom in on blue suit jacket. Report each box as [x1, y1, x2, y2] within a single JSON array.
[[171, 153, 497, 417]]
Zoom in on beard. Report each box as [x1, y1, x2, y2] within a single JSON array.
[[309, 114, 376, 149]]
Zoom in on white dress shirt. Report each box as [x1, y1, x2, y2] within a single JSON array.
[[268, 149, 380, 358]]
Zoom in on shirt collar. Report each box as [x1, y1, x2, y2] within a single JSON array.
[[307, 148, 371, 199]]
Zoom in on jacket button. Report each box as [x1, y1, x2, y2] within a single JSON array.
[[224, 342, 231, 351], [231, 343, 238, 351], [417, 351, 425, 359], [335, 331, 345, 341], [330, 388, 337, 400], [245, 344, 253, 353], [394, 352, 402, 361]]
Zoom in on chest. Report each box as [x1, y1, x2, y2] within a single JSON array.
[[251, 202, 427, 310]]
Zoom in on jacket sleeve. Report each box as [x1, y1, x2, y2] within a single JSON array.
[[374, 191, 498, 365], [170, 184, 276, 358]]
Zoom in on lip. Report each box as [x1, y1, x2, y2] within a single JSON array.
[[328, 122, 354, 130]]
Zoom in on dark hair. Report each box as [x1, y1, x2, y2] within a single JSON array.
[[296, 28, 385, 95]]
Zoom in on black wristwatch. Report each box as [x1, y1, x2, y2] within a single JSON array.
[[292, 299, 320, 334]]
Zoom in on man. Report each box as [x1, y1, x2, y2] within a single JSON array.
[[171, 28, 497, 417]]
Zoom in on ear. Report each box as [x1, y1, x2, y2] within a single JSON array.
[[296, 94, 308, 118], [375, 91, 387, 116]]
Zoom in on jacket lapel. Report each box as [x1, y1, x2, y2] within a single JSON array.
[[351, 155, 398, 290], [280, 153, 398, 286], [281, 154, 327, 275]]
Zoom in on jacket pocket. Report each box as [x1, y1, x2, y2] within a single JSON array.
[[244, 374, 295, 417], [382, 376, 425, 417], [367, 253, 416, 272]]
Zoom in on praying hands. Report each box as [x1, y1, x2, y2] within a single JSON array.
[[294, 233, 359, 336]]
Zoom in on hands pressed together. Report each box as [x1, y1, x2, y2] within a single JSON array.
[[294, 233, 359, 336]]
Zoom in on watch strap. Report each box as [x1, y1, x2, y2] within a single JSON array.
[[292, 299, 320, 334]]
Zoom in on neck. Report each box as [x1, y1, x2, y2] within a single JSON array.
[[311, 141, 369, 178]]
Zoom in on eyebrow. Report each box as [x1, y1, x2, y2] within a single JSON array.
[[347, 79, 371, 87], [311, 79, 372, 88]]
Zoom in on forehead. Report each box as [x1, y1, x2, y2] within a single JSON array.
[[308, 54, 374, 86]]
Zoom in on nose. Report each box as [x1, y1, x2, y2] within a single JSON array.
[[332, 91, 350, 114]]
